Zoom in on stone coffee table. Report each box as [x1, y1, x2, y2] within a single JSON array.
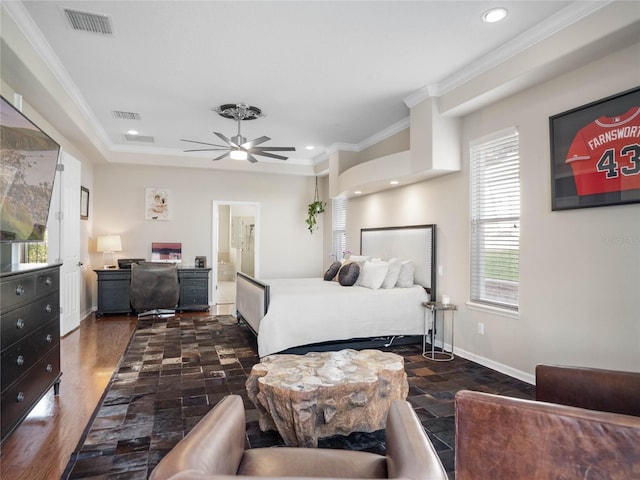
[[245, 349, 408, 447]]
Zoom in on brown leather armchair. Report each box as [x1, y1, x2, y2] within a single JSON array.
[[149, 394, 448, 480], [535, 364, 640, 416], [455, 378, 640, 480]]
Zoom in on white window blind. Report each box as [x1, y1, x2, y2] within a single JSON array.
[[332, 196, 347, 261], [470, 127, 520, 311]]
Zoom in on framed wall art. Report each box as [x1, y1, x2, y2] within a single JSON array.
[[145, 187, 170, 220], [80, 186, 89, 220], [549, 87, 640, 211]]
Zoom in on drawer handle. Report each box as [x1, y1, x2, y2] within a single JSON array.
[[16, 318, 25, 329], [45, 277, 52, 286], [45, 304, 52, 313], [46, 334, 53, 343], [16, 355, 25, 366], [17, 392, 25, 403], [16, 285, 25, 296], [46, 364, 53, 373]]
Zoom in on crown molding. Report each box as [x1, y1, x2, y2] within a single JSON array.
[[404, 1, 613, 109], [358, 116, 410, 150], [4, 1, 113, 148]]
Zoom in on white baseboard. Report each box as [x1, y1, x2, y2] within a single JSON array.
[[453, 346, 535, 385]]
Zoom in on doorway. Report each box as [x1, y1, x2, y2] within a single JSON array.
[[212, 201, 259, 306]]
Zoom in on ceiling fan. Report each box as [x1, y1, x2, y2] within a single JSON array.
[[181, 103, 296, 163]]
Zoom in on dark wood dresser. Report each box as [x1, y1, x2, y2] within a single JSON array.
[[0, 263, 62, 444], [95, 267, 211, 316]]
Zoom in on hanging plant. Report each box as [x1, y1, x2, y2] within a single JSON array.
[[305, 177, 325, 234]]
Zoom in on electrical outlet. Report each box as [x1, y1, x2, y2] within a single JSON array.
[[438, 265, 443, 276], [478, 322, 485, 335]]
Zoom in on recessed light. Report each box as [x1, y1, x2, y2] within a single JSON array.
[[482, 7, 507, 23], [354, 190, 362, 195], [305, 145, 315, 150], [127, 129, 139, 135], [390, 180, 399, 185]]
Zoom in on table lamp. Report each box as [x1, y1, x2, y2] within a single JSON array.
[[97, 235, 122, 269]]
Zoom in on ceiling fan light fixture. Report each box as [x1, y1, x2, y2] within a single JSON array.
[[230, 149, 248, 161]]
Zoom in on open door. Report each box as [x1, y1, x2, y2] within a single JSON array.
[[211, 201, 259, 306]]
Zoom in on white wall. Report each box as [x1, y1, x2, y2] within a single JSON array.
[[347, 43, 640, 382], [91, 163, 324, 303]]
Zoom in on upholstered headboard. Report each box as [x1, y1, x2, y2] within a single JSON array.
[[360, 224, 436, 297]]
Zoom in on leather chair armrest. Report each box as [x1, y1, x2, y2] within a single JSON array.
[[455, 390, 640, 480], [384, 400, 448, 479], [535, 364, 640, 416], [149, 395, 247, 480]]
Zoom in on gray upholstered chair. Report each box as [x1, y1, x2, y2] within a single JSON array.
[[130, 262, 180, 318]]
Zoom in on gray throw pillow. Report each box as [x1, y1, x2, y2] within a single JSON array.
[[324, 261, 342, 281], [338, 262, 360, 286]]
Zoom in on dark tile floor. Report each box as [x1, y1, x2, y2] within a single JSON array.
[[62, 314, 535, 480]]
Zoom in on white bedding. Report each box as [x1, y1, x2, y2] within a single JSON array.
[[256, 277, 429, 357]]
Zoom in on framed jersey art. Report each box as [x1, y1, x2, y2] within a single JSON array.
[[550, 87, 640, 211]]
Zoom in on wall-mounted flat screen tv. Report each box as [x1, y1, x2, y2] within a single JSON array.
[[0, 96, 60, 242], [151, 242, 182, 263]]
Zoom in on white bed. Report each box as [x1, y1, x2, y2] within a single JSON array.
[[236, 224, 436, 357]]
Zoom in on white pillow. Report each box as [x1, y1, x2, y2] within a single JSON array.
[[347, 255, 370, 263], [358, 261, 388, 290], [345, 255, 370, 285], [395, 260, 415, 288], [382, 257, 402, 289]]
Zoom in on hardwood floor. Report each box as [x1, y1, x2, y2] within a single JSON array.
[[0, 306, 233, 480]]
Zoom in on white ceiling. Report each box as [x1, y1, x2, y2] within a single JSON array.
[[2, 1, 627, 173]]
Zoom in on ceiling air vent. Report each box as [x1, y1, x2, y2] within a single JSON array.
[[124, 134, 154, 143], [64, 8, 113, 35], [112, 110, 141, 121]]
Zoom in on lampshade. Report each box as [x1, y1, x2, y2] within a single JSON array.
[[97, 235, 122, 253], [230, 149, 248, 161]]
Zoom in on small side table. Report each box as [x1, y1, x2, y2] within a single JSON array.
[[422, 301, 457, 361]]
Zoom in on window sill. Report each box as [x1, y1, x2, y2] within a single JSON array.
[[466, 301, 520, 319]]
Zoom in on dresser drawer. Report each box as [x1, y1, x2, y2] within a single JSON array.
[[0, 275, 36, 311], [180, 278, 206, 287], [99, 284, 131, 311], [35, 269, 60, 296], [1, 345, 61, 441], [179, 270, 210, 280], [1, 319, 60, 392], [1, 292, 59, 350]]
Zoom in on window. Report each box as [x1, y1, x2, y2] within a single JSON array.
[[332, 196, 347, 261], [18, 230, 48, 264], [470, 127, 520, 311]]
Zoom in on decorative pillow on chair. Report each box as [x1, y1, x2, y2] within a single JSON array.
[[338, 262, 360, 286], [324, 261, 342, 281], [359, 261, 389, 290], [396, 260, 415, 288]]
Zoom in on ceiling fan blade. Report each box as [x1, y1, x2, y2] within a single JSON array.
[[184, 148, 229, 152], [252, 146, 296, 152], [214, 132, 239, 148], [254, 151, 289, 161], [181, 139, 229, 148], [241, 136, 271, 149], [212, 152, 230, 161], [247, 153, 259, 163]]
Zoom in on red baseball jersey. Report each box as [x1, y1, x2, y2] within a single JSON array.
[[566, 106, 640, 196]]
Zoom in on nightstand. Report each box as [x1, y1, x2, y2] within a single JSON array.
[[422, 301, 457, 361]]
